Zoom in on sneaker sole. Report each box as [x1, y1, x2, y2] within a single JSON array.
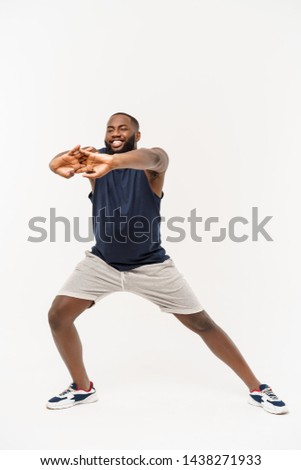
[[248, 397, 288, 415], [46, 393, 98, 410]]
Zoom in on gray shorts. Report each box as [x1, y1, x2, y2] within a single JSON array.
[[57, 250, 203, 314]]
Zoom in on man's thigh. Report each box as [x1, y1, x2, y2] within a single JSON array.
[[56, 250, 122, 306], [126, 258, 204, 314]]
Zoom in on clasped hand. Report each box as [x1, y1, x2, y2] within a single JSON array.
[[51, 145, 115, 179]]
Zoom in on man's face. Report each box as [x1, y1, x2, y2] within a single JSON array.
[[104, 114, 140, 154]]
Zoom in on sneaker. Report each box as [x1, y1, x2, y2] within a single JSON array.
[[46, 382, 98, 410], [248, 384, 288, 414]]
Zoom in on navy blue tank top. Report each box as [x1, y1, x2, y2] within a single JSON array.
[[88, 148, 169, 271]]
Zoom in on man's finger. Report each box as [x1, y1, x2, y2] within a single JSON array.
[[79, 148, 95, 157], [73, 161, 86, 168], [74, 167, 87, 174], [70, 153, 87, 162], [68, 144, 81, 155], [82, 146, 98, 152], [79, 151, 98, 166], [60, 169, 75, 178], [76, 163, 94, 172], [82, 173, 96, 179]]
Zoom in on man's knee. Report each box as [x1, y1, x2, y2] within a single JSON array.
[[48, 296, 92, 331], [48, 299, 69, 331], [173, 310, 216, 333]]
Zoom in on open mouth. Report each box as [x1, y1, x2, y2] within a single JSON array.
[[110, 140, 124, 149]]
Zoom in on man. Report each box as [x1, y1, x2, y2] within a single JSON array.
[[47, 112, 287, 414]]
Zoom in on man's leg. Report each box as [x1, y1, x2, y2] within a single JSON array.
[[48, 295, 94, 390], [173, 310, 261, 391]]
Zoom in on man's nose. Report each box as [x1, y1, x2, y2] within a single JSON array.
[[112, 130, 121, 137]]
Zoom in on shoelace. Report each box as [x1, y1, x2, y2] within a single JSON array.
[[262, 387, 279, 400], [59, 384, 75, 397]]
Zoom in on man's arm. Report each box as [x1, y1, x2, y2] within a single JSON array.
[[78, 147, 169, 180], [112, 147, 169, 173]]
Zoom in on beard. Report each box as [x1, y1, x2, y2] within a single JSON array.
[[105, 132, 137, 155]]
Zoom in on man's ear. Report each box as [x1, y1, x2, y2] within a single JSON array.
[[135, 131, 141, 142]]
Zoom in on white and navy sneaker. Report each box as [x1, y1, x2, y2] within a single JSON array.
[[46, 382, 98, 410], [249, 384, 288, 414]]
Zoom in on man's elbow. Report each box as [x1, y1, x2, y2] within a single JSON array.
[[152, 147, 169, 173]]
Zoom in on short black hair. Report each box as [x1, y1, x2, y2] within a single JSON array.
[[110, 112, 140, 131]]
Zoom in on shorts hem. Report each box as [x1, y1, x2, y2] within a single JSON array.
[[160, 305, 204, 314], [56, 291, 98, 302]]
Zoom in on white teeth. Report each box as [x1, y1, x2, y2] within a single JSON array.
[[112, 140, 122, 146]]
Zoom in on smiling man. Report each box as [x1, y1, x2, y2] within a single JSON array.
[[47, 112, 287, 414]]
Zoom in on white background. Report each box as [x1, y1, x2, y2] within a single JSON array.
[[0, 0, 301, 451]]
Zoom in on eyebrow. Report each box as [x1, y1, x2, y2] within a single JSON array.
[[107, 124, 129, 129]]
